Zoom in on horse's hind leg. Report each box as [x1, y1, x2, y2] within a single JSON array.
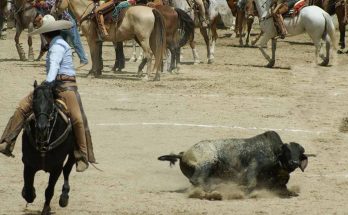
[[199, 26, 211, 64], [15, 28, 26, 61], [42, 167, 63, 215], [22, 165, 37, 203], [28, 23, 34, 61], [245, 17, 254, 47], [138, 39, 153, 81], [320, 36, 330, 66], [59, 154, 75, 208], [189, 38, 201, 64]]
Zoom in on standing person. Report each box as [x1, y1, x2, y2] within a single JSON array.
[[46, 0, 89, 65], [0, 15, 96, 172]]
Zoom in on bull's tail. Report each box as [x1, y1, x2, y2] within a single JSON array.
[[175, 8, 195, 48], [322, 11, 337, 50], [150, 9, 166, 79], [158, 152, 183, 166]]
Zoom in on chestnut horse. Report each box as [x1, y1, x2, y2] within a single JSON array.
[[55, 0, 166, 81], [227, 0, 259, 46]]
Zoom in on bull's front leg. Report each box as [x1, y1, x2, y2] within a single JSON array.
[[245, 160, 259, 194]]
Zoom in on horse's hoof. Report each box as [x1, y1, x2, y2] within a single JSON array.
[[22, 187, 36, 203], [266, 60, 275, 68], [28, 56, 34, 62], [194, 60, 201, 65], [337, 50, 344, 54], [319, 58, 329, 66], [207, 58, 214, 64], [41, 205, 51, 215], [141, 75, 149, 81], [153, 76, 160, 81], [59, 193, 69, 207]]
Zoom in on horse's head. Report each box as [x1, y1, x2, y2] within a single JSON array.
[[32, 81, 56, 143], [51, 0, 69, 17]]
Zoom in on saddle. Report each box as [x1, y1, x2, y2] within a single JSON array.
[[283, 0, 306, 17]]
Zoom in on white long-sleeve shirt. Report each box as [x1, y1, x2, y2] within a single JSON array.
[[46, 35, 76, 82]]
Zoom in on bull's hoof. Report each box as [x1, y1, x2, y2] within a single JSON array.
[[59, 193, 69, 207], [22, 187, 36, 203], [266, 60, 275, 68], [41, 204, 51, 215], [319, 58, 329, 66]]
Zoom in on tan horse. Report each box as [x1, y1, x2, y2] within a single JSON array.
[[55, 0, 166, 81]]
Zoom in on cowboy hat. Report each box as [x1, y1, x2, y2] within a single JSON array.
[[29, 15, 72, 36]]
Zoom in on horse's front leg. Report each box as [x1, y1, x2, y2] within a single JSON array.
[[42, 167, 63, 215], [258, 35, 275, 67], [189, 38, 200, 64], [199, 26, 211, 64], [209, 17, 218, 63], [112, 42, 125, 72], [28, 22, 34, 61], [15, 27, 26, 61], [59, 154, 75, 208], [22, 165, 37, 204]]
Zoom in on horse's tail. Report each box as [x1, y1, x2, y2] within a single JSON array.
[[175, 8, 195, 47], [150, 9, 166, 75], [322, 11, 337, 50], [158, 152, 183, 166]]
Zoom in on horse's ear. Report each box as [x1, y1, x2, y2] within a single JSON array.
[[34, 80, 38, 89]]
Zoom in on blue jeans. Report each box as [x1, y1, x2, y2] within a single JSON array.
[[61, 14, 88, 64]]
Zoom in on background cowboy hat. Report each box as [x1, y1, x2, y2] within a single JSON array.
[[29, 15, 72, 36]]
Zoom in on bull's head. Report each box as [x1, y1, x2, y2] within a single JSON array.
[[280, 142, 308, 173]]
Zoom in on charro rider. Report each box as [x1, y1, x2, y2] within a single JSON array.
[[0, 15, 96, 172], [93, 0, 136, 39], [272, 0, 290, 39], [187, 0, 209, 28]]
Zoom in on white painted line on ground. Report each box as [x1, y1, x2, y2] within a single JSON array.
[[96, 122, 324, 134]]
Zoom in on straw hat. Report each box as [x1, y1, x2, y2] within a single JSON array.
[[29, 15, 72, 36]]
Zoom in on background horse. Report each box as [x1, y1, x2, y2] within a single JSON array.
[[22, 82, 75, 215], [55, 0, 166, 81], [11, 0, 39, 61], [227, 0, 259, 46], [0, 0, 10, 38], [253, 0, 336, 67], [309, 0, 347, 50]]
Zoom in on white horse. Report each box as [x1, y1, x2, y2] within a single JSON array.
[[253, 0, 336, 67]]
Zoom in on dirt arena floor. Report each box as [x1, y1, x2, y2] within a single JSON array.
[[1, 23, 348, 215]]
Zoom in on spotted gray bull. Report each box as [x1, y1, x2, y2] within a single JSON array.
[[158, 131, 309, 196]]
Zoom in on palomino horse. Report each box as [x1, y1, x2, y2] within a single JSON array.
[[22, 82, 76, 215], [309, 0, 347, 50], [55, 0, 166, 81], [253, 0, 336, 67]]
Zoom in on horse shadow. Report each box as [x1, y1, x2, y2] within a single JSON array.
[[224, 63, 291, 70], [0, 58, 21, 62], [280, 40, 314, 46], [22, 208, 45, 215]]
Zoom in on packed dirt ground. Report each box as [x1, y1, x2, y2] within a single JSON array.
[[1, 23, 348, 214]]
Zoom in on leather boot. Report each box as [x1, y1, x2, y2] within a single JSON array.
[[96, 12, 109, 39], [0, 109, 26, 156], [74, 150, 89, 172], [273, 13, 288, 39]]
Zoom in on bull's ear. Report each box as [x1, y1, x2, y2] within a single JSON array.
[[34, 80, 38, 89]]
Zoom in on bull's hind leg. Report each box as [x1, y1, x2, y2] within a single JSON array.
[[59, 154, 75, 208], [42, 167, 63, 215], [22, 165, 37, 203]]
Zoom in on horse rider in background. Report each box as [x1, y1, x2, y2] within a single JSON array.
[[272, 0, 291, 39]]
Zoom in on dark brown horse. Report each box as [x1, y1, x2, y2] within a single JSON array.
[[147, 2, 195, 72], [227, 0, 259, 46], [309, 0, 347, 50]]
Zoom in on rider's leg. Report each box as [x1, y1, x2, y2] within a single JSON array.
[[94, 1, 115, 38], [59, 89, 89, 172], [273, 3, 288, 39], [195, 0, 209, 27], [0, 92, 33, 156]]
